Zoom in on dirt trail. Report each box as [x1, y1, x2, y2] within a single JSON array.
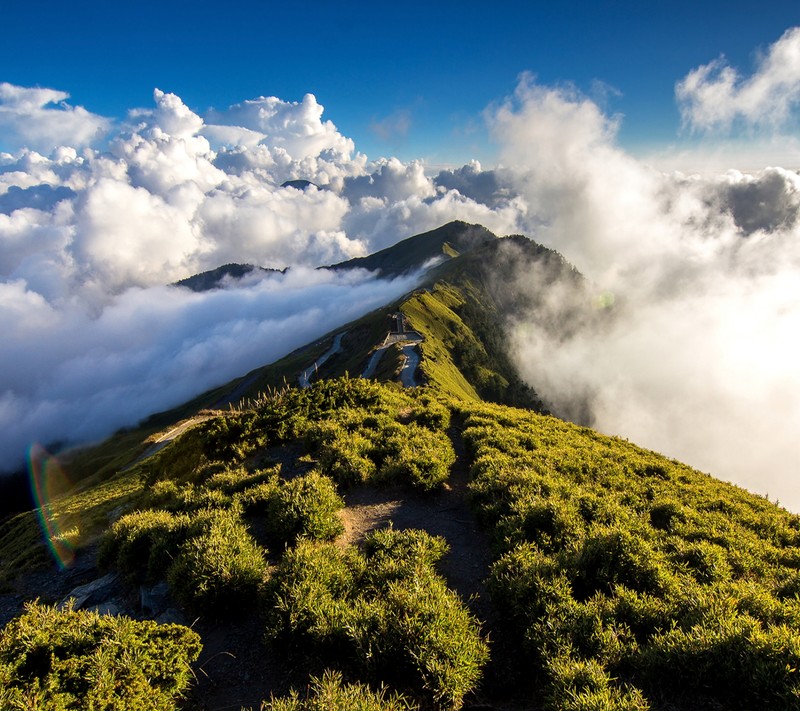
[[337, 417, 494, 622], [121, 416, 213, 471]]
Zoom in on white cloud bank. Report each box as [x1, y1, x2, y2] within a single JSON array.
[[3, 28, 800, 515], [489, 73, 800, 512], [0, 267, 420, 465], [0, 83, 110, 153]]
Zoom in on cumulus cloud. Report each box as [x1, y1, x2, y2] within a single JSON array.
[[0, 83, 526, 473], [433, 160, 518, 208], [677, 26, 800, 131], [0, 83, 110, 152], [490, 78, 800, 512]]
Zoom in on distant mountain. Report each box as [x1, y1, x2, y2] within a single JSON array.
[[328, 220, 496, 277], [280, 179, 319, 191], [166, 222, 587, 413], [173, 263, 285, 292]]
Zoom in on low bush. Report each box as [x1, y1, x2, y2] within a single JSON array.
[[0, 601, 201, 710], [572, 528, 672, 600], [546, 654, 650, 711], [310, 422, 377, 486], [261, 670, 415, 710], [376, 423, 456, 491], [266, 529, 487, 709], [99, 509, 191, 583], [167, 508, 266, 617], [639, 612, 800, 708], [408, 396, 451, 431], [241, 471, 344, 547]]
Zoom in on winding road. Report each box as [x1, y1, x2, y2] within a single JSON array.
[[298, 332, 347, 388], [399, 345, 421, 387], [361, 330, 423, 387]]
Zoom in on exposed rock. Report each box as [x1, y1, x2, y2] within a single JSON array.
[[60, 572, 120, 610], [86, 601, 121, 616], [140, 581, 172, 616], [156, 607, 187, 626]]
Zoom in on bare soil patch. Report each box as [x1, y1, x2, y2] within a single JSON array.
[[337, 423, 494, 624]]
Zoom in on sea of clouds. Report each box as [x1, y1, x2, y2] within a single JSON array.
[[2, 28, 799, 510]]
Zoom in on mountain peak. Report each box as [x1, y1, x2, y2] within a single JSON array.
[[329, 220, 497, 277]]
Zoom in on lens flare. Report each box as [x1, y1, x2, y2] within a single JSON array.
[[592, 291, 615, 309], [28, 443, 76, 569]]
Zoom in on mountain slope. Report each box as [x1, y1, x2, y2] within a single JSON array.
[[239, 226, 580, 412], [328, 220, 496, 276], [3, 378, 799, 710], [3, 222, 799, 710]]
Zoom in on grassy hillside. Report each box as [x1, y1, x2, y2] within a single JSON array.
[[1, 377, 799, 710], [3, 223, 799, 709]]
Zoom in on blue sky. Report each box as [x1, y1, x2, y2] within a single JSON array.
[[3, 0, 799, 165]]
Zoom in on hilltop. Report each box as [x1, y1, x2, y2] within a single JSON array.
[[1, 222, 799, 711]]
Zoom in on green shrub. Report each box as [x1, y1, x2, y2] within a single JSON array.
[[572, 529, 671, 599], [648, 500, 685, 531], [167, 509, 266, 617], [376, 423, 455, 491], [237, 477, 281, 513], [266, 531, 487, 709], [312, 423, 377, 486], [205, 466, 279, 494], [639, 612, 800, 707], [245, 471, 344, 547], [672, 541, 731, 584], [408, 397, 451, 431], [546, 654, 650, 711], [504, 497, 585, 552], [488, 544, 573, 626], [0, 602, 201, 710], [361, 527, 449, 583], [99, 509, 191, 583], [261, 670, 415, 710]]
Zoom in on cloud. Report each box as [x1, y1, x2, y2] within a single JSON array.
[[489, 78, 800, 512], [433, 160, 517, 208], [0, 83, 527, 474], [206, 93, 357, 163], [0, 83, 110, 152], [0, 267, 422, 471], [709, 167, 800, 234], [0, 184, 76, 214], [676, 27, 800, 131], [370, 109, 412, 142]]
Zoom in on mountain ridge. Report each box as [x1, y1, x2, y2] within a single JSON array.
[[2, 221, 799, 711]]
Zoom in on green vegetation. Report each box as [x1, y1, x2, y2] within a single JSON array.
[[459, 399, 800, 710], [6, 366, 800, 710], [265, 529, 488, 709], [0, 601, 201, 710], [308, 405, 456, 490], [4, 373, 800, 709], [0, 470, 144, 586], [261, 670, 414, 710], [4, 225, 800, 710]]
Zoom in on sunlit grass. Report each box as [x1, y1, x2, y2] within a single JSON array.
[[0, 468, 144, 587]]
